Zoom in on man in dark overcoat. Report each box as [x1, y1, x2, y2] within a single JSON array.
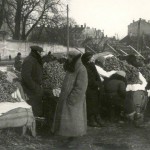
[[21, 46, 43, 117]]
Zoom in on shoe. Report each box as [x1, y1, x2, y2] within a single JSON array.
[[96, 115, 105, 127], [88, 120, 101, 127]]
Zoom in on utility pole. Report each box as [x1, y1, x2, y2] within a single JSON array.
[[137, 18, 141, 52], [67, 5, 69, 55]]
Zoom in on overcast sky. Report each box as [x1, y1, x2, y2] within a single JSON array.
[[68, 0, 150, 39]]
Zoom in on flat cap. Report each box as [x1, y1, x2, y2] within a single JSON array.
[[30, 45, 43, 52]]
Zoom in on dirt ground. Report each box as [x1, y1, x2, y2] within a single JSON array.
[[1, 121, 150, 150]]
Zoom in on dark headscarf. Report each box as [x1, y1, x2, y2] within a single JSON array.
[[30, 49, 43, 66], [81, 52, 93, 65], [64, 54, 81, 72]]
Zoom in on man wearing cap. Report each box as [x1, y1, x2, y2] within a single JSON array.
[[21, 45, 44, 117], [52, 50, 88, 144]]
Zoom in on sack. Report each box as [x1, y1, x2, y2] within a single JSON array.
[[0, 107, 36, 137]]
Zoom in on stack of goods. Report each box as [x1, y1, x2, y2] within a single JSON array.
[[0, 71, 18, 102], [42, 60, 66, 95], [102, 57, 141, 84]]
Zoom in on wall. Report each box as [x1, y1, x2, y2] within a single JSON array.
[[0, 40, 84, 60], [128, 20, 150, 36]]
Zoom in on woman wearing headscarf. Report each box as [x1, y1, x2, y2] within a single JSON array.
[[52, 51, 88, 139], [104, 71, 127, 121]]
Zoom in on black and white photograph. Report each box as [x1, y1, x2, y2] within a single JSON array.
[[0, 0, 150, 149]]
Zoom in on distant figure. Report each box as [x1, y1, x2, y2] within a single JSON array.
[[9, 55, 12, 60], [42, 51, 54, 64], [14, 52, 22, 72]]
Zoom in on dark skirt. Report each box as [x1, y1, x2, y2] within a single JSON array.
[[125, 91, 148, 114]]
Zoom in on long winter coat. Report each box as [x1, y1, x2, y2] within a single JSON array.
[[52, 58, 88, 137], [21, 51, 43, 97]]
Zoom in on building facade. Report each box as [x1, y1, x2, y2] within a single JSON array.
[[128, 18, 150, 37]]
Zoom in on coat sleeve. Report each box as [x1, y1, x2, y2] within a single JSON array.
[[22, 59, 41, 94], [87, 67, 100, 89], [67, 68, 88, 105]]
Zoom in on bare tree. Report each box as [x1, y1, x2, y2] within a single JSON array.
[[0, 0, 5, 29], [5, 0, 63, 40]]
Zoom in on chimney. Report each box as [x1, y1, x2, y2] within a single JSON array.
[[81, 25, 83, 28], [84, 23, 86, 28]]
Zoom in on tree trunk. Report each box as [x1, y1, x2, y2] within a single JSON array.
[[21, 18, 27, 40], [13, 0, 22, 40], [0, 0, 5, 29]]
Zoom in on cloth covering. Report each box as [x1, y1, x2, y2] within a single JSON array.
[[0, 101, 31, 116], [0, 107, 36, 137]]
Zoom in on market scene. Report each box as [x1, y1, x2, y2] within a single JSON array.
[[1, 0, 150, 150]]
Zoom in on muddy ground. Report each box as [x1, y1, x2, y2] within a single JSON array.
[[0, 121, 150, 150]]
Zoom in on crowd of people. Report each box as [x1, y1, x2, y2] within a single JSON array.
[[13, 45, 149, 147]]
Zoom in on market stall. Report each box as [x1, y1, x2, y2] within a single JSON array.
[[0, 67, 36, 137]]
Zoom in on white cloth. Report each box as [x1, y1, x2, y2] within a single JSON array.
[[147, 90, 150, 97], [0, 102, 31, 116], [11, 88, 24, 102], [6, 71, 18, 83], [126, 72, 147, 91], [0, 67, 7, 72], [53, 88, 61, 97], [104, 54, 114, 59], [95, 65, 117, 78]]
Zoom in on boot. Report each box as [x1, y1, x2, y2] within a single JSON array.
[[88, 116, 100, 127], [96, 114, 105, 127]]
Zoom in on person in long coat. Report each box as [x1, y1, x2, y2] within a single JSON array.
[[21, 46, 44, 117], [82, 52, 103, 127], [52, 51, 88, 137]]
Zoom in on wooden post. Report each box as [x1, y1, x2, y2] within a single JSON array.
[[137, 18, 141, 52], [107, 43, 120, 55], [119, 49, 128, 56], [128, 45, 145, 60], [67, 5, 69, 55]]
